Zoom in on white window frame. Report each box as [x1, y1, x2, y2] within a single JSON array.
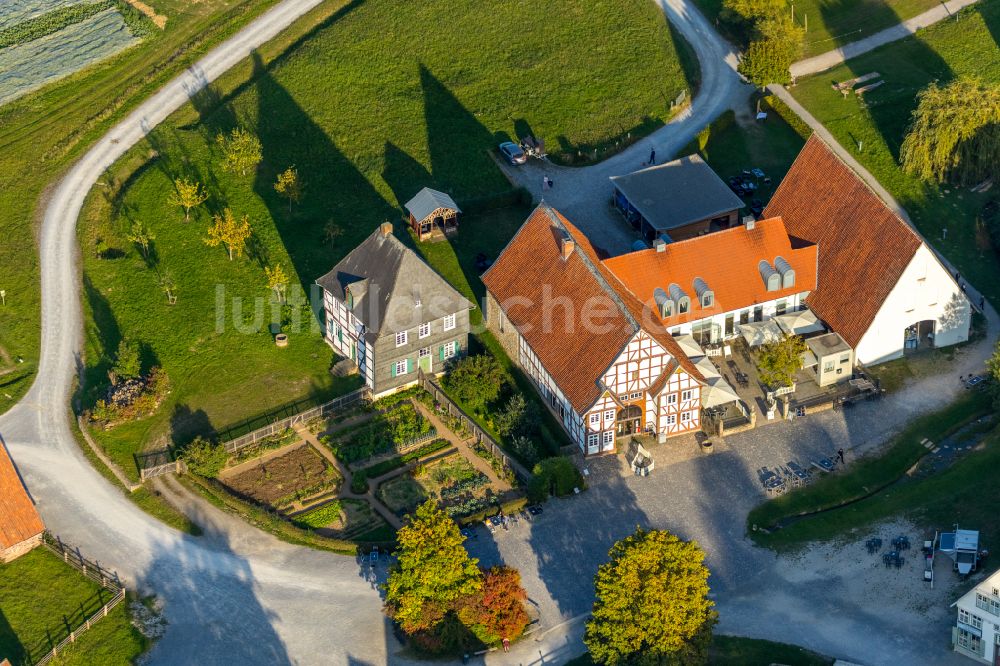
[[395, 330, 408, 347], [418, 322, 431, 339], [418, 347, 430, 359], [667, 393, 678, 405], [665, 414, 676, 426], [443, 313, 456, 331], [587, 433, 599, 448], [681, 411, 692, 423], [443, 340, 458, 359], [589, 413, 601, 427], [681, 389, 692, 401], [602, 431, 614, 445], [394, 360, 408, 376], [629, 392, 642, 400], [604, 409, 615, 423]]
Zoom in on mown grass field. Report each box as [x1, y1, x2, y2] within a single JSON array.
[[791, 0, 1000, 305], [80, 0, 693, 470], [748, 391, 993, 550], [693, 0, 940, 57], [0, 548, 146, 666], [0, 0, 297, 416]]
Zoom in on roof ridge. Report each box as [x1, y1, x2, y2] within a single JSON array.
[[803, 135, 921, 245], [543, 205, 640, 334]]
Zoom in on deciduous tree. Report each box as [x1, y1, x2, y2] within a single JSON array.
[[721, 0, 784, 23], [457, 566, 530, 645], [216, 127, 262, 177], [265, 264, 289, 303], [442, 354, 505, 413], [180, 437, 228, 477], [159, 270, 178, 305], [204, 208, 252, 261], [901, 78, 1000, 186], [384, 500, 482, 634], [585, 528, 716, 665], [755, 334, 807, 388], [274, 166, 303, 212], [323, 220, 344, 247], [737, 15, 803, 87], [167, 178, 208, 221], [127, 220, 155, 259]]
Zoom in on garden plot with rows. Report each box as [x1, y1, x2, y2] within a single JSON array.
[[217, 441, 341, 511], [322, 399, 436, 466], [0, 1, 146, 106], [377, 453, 499, 519], [290, 498, 394, 542]]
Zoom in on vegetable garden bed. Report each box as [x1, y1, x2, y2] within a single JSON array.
[[218, 443, 340, 510]]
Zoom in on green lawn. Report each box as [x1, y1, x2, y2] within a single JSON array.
[[0, 0, 308, 416], [682, 95, 808, 207], [748, 391, 993, 550], [692, 0, 941, 57], [0, 548, 146, 666], [83, 0, 684, 468], [791, 0, 1000, 306]]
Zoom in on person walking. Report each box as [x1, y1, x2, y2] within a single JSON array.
[[837, 448, 845, 464], [542, 175, 549, 191], [648, 147, 656, 166], [502, 637, 510, 653]]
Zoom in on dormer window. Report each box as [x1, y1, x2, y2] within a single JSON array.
[[668, 283, 690, 315], [702, 293, 714, 308], [693, 277, 714, 309], [759, 260, 781, 292], [345, 288, 354, 309], [653, 287, 673, 318], [678, 297, 690, 314], [775, 256, 795, 289]]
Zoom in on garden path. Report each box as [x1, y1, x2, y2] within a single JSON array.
[[293, 424, 403, 530], [411, 400, 512, 492], [790, 0, 981, 77]]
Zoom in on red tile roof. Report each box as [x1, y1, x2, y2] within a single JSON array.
[[603, 217, 817, 326], [482, 204, 703, 413], [763, 135, 922, 348], [0, 442, 44, 550]]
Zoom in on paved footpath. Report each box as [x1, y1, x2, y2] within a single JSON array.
[[791, 0, 981, 77]]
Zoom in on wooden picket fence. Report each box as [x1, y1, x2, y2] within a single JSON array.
[[34, 533, 126, 666]]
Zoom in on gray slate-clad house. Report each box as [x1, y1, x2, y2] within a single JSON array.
[[611, 153, 744, 242], [316, 222, 473, 397]]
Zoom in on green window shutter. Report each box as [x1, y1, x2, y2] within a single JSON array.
[[455, 340, 462, 354], [406, 358, 412, 373], [439, 346, 444, 360], [390, 362, 396, 378]]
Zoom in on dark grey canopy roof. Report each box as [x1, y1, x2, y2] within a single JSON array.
[[610, 154, 744, 231], [316, 227, 472, 343], [404, 187, 461, 222]]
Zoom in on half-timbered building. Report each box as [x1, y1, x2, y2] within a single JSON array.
[[316, 223, 473, 397], [483, 204, 706, 455]]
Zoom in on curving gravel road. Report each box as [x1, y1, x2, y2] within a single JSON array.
[[0, 0, 987, 663]]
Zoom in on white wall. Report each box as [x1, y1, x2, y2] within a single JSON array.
[[856, 244, 970, 365], [666, 292, 808, 340]]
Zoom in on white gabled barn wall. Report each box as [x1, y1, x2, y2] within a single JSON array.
[[855, 243, 971, 365]]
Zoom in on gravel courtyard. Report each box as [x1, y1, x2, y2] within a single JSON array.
[[468, 322, 995, 666]]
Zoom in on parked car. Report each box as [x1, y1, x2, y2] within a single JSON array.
[[499, 141, 527, 165]]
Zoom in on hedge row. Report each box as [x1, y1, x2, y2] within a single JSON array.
[[761, 94, 812, 141]]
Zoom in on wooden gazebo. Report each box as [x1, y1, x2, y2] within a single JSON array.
[[404, 187, 461, 242]]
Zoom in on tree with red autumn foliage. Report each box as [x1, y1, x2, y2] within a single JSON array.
[[458, 566, 530, 645]]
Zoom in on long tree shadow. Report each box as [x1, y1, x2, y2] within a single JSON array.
[[819, 0, 954, 162], [0, 607, 27, 666], [169, 403, 216, 448], [250, 52, 394, 288], [80, 274, 122, 409], [141, 519, 291, 664], [381, 141, 433, 211], [420, 64, 509, 202]]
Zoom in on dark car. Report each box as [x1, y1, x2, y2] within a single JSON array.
[[499, 141, 527, 165]]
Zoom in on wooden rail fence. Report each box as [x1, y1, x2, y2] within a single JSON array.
[[136, 387, 371, 479], [417, 370, 531, 483], [34, 533, 126, 666]]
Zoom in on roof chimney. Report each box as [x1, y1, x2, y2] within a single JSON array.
[[653, 238, 667, 252], [561, 237, 575, 261], [379, 221, 393, 237], [742, 215, 756, 230]]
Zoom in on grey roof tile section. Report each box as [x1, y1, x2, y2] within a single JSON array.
[[404, 187, 461, 222], [610, 154, 744, 232], [316, 228, 473, 343]]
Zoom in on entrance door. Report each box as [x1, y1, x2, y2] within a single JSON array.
[[616, 405, 642, 437], [418, 347, 432, 373]]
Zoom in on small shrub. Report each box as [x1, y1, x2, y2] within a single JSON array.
[[528, 457, 584, 503], [351, 472, 369, 494], [181, 437, 228, 478]]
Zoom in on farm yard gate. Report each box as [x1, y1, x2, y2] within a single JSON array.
[[34, 532, 126, 666]]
